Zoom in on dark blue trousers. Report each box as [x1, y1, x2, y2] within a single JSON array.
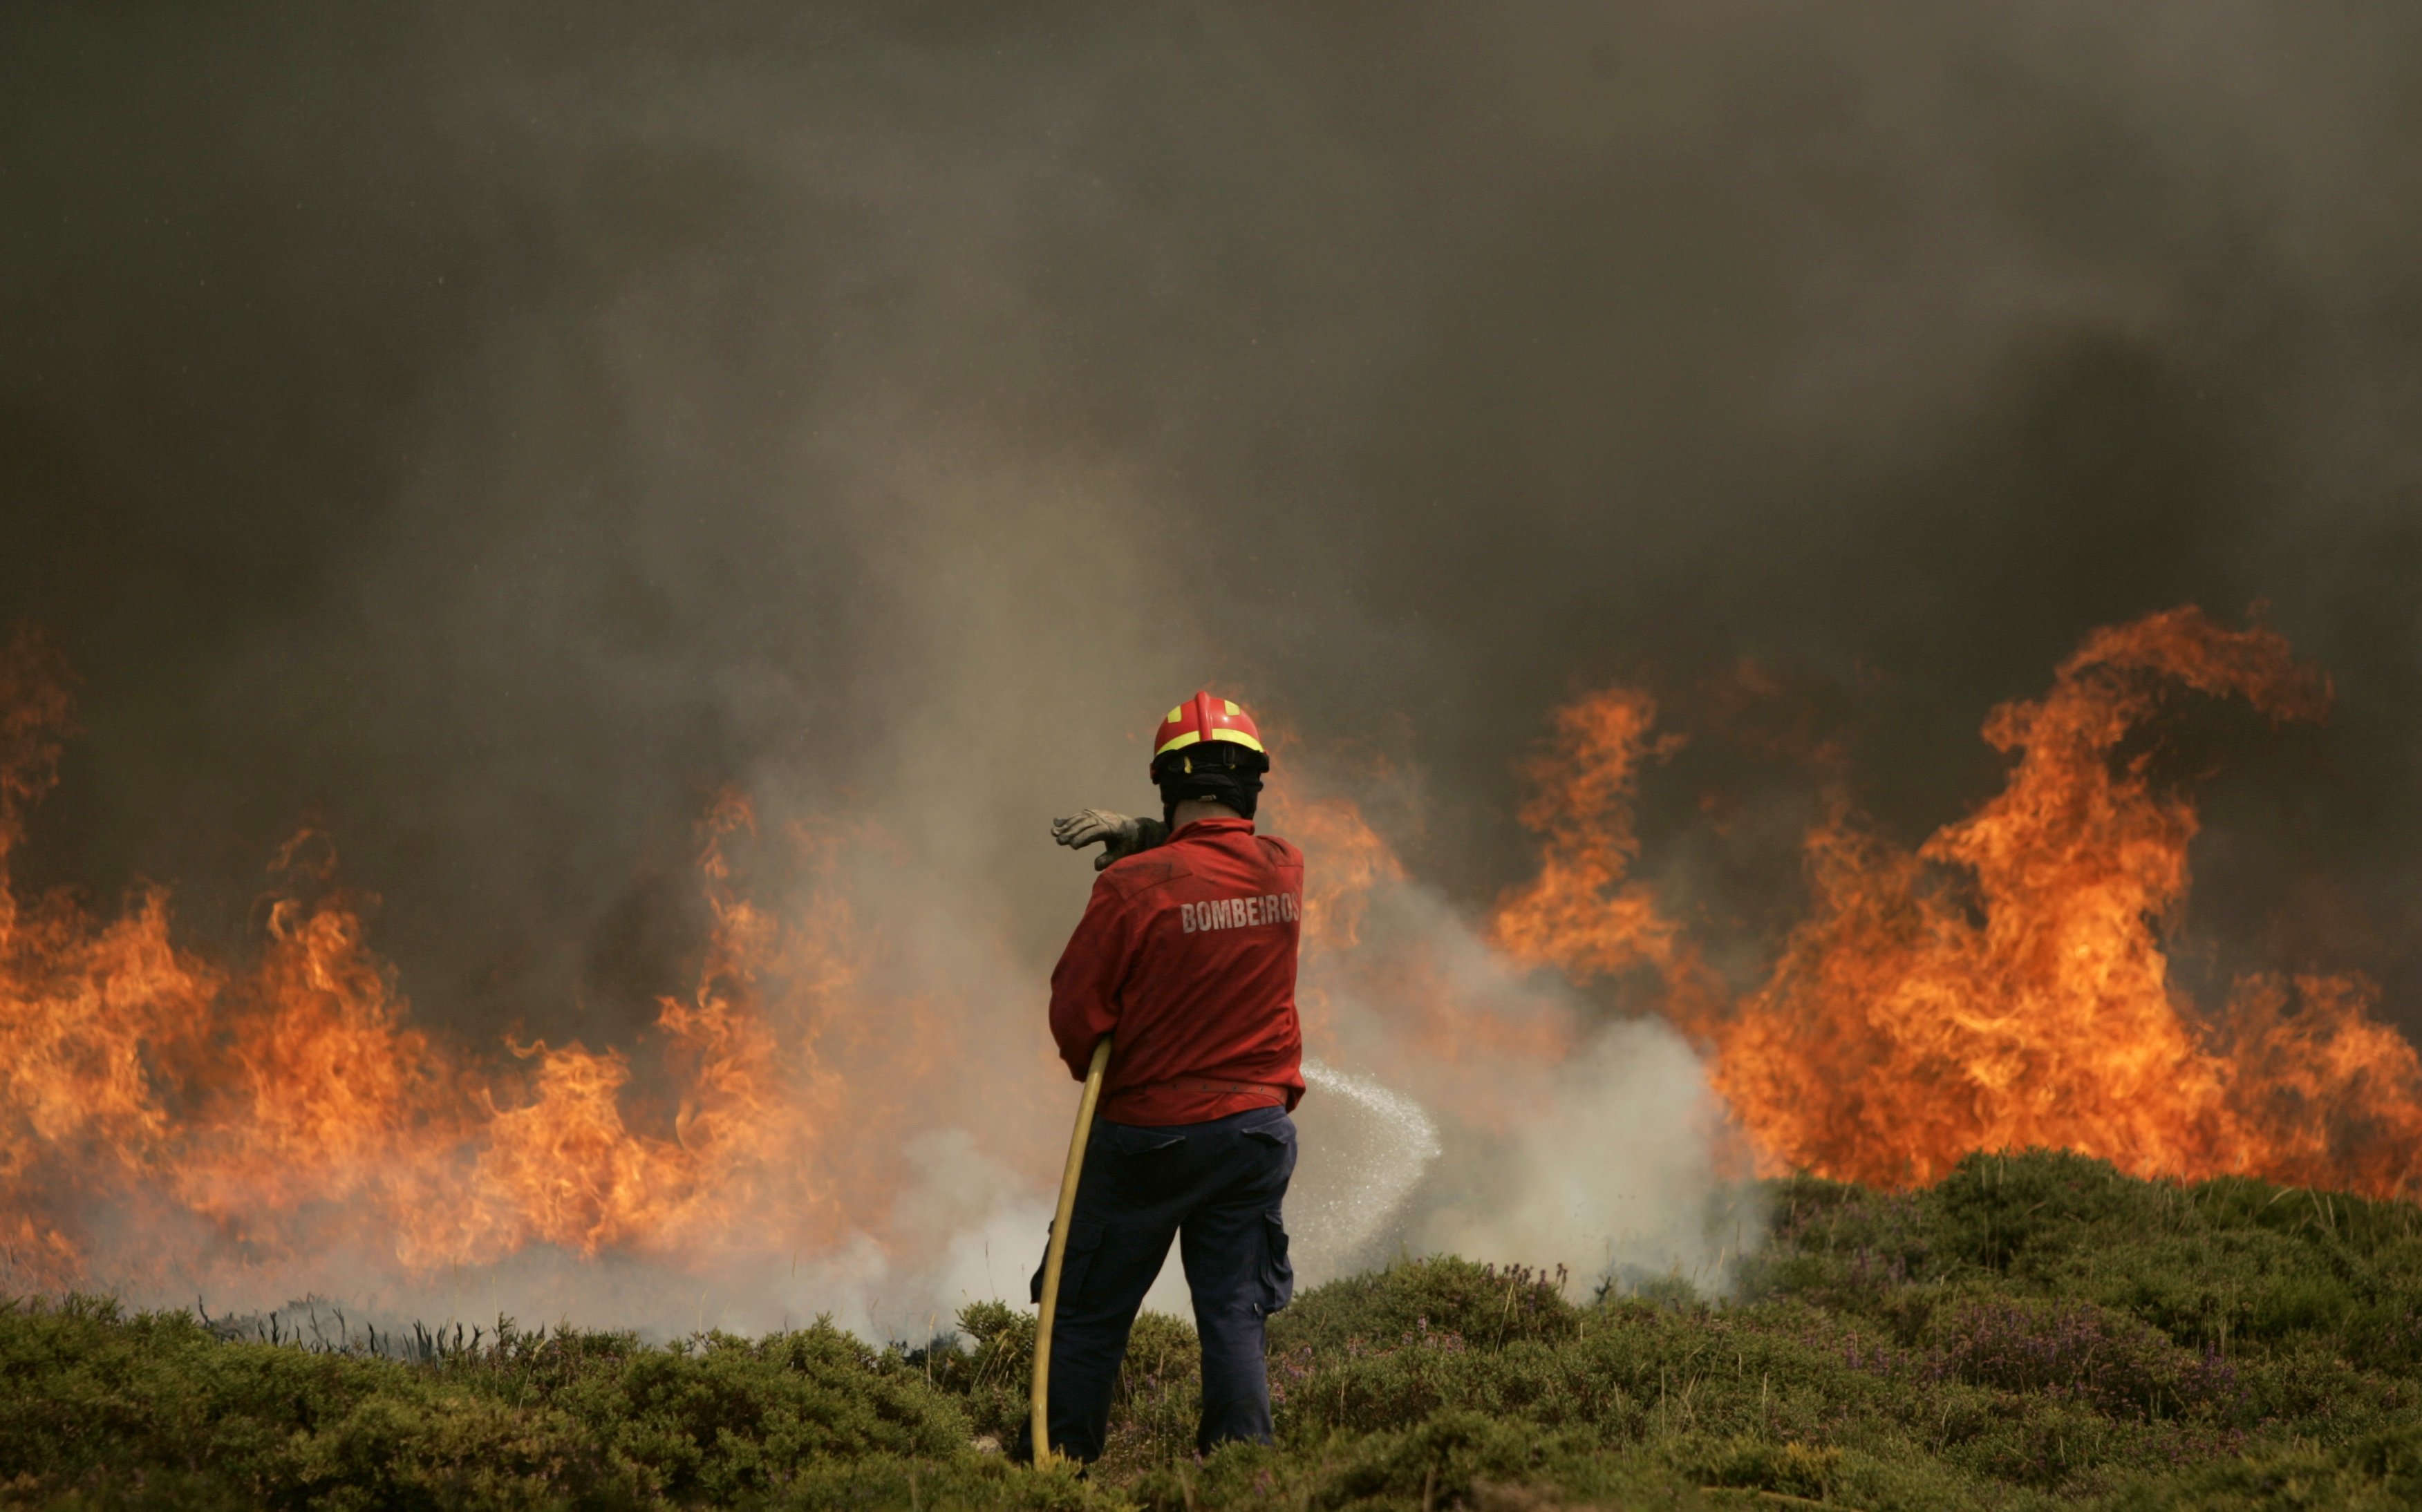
[[1028, 1104, 1296, 1462]]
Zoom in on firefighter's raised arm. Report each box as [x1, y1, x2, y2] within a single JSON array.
[[1049, 808, 1170, 870]]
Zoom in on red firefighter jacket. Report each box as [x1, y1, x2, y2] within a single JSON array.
[[1048, 817, 1306, 1126]]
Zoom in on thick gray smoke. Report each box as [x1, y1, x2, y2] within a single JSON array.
[[6, 3, 2422, 1329]]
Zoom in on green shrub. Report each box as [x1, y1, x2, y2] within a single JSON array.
[[7, 1151, 2420, 1509], [1269, 1258, 1578, 1357], [0, 1298, 970, 1509], [547, 1324, 968, 1502]]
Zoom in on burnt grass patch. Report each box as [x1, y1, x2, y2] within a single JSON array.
[[5, 1151, 2422, 1509]]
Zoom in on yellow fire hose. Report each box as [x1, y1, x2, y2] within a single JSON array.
[[1030, 1035, 1112, 1468]]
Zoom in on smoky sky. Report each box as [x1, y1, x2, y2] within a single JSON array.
[[5, 2, 2421, 1044]]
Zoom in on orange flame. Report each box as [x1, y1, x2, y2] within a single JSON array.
[[6, 601, 2416, 1302], [0, 629, 1041, 1297], [1490, 687, 1725, 1032], [1492, 607, 2422, 1198]]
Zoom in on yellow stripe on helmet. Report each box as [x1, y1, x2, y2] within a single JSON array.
[[1152, 728, 1264, 759]]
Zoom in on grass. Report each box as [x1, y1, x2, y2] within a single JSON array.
[[4, 1150, 2421, 1509]]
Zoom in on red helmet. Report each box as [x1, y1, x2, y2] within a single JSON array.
[[1149, 692, 1268, 779]]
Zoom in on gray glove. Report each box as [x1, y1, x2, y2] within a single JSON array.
[[1051, 809, 1172, 871]]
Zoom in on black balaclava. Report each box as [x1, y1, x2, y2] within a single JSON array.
[[1154, 743, 1265, 826]]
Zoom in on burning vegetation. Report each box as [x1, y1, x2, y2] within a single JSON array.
[[0, 630, 1051, 1299], [0, 607, 2418, 1310], [1492, 607, 2422, 1200]]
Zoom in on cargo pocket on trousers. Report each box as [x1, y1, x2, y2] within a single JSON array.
[[1029, 1220, 1105, 1307], [1243, 1118, 1299, 1182], [1260, 1210, 1294, 1314]]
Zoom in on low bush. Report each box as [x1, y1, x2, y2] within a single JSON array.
[[3, 1151, 2419, 1509]]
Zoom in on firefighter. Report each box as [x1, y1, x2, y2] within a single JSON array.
[[1029, 692, 1304, 1464]]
